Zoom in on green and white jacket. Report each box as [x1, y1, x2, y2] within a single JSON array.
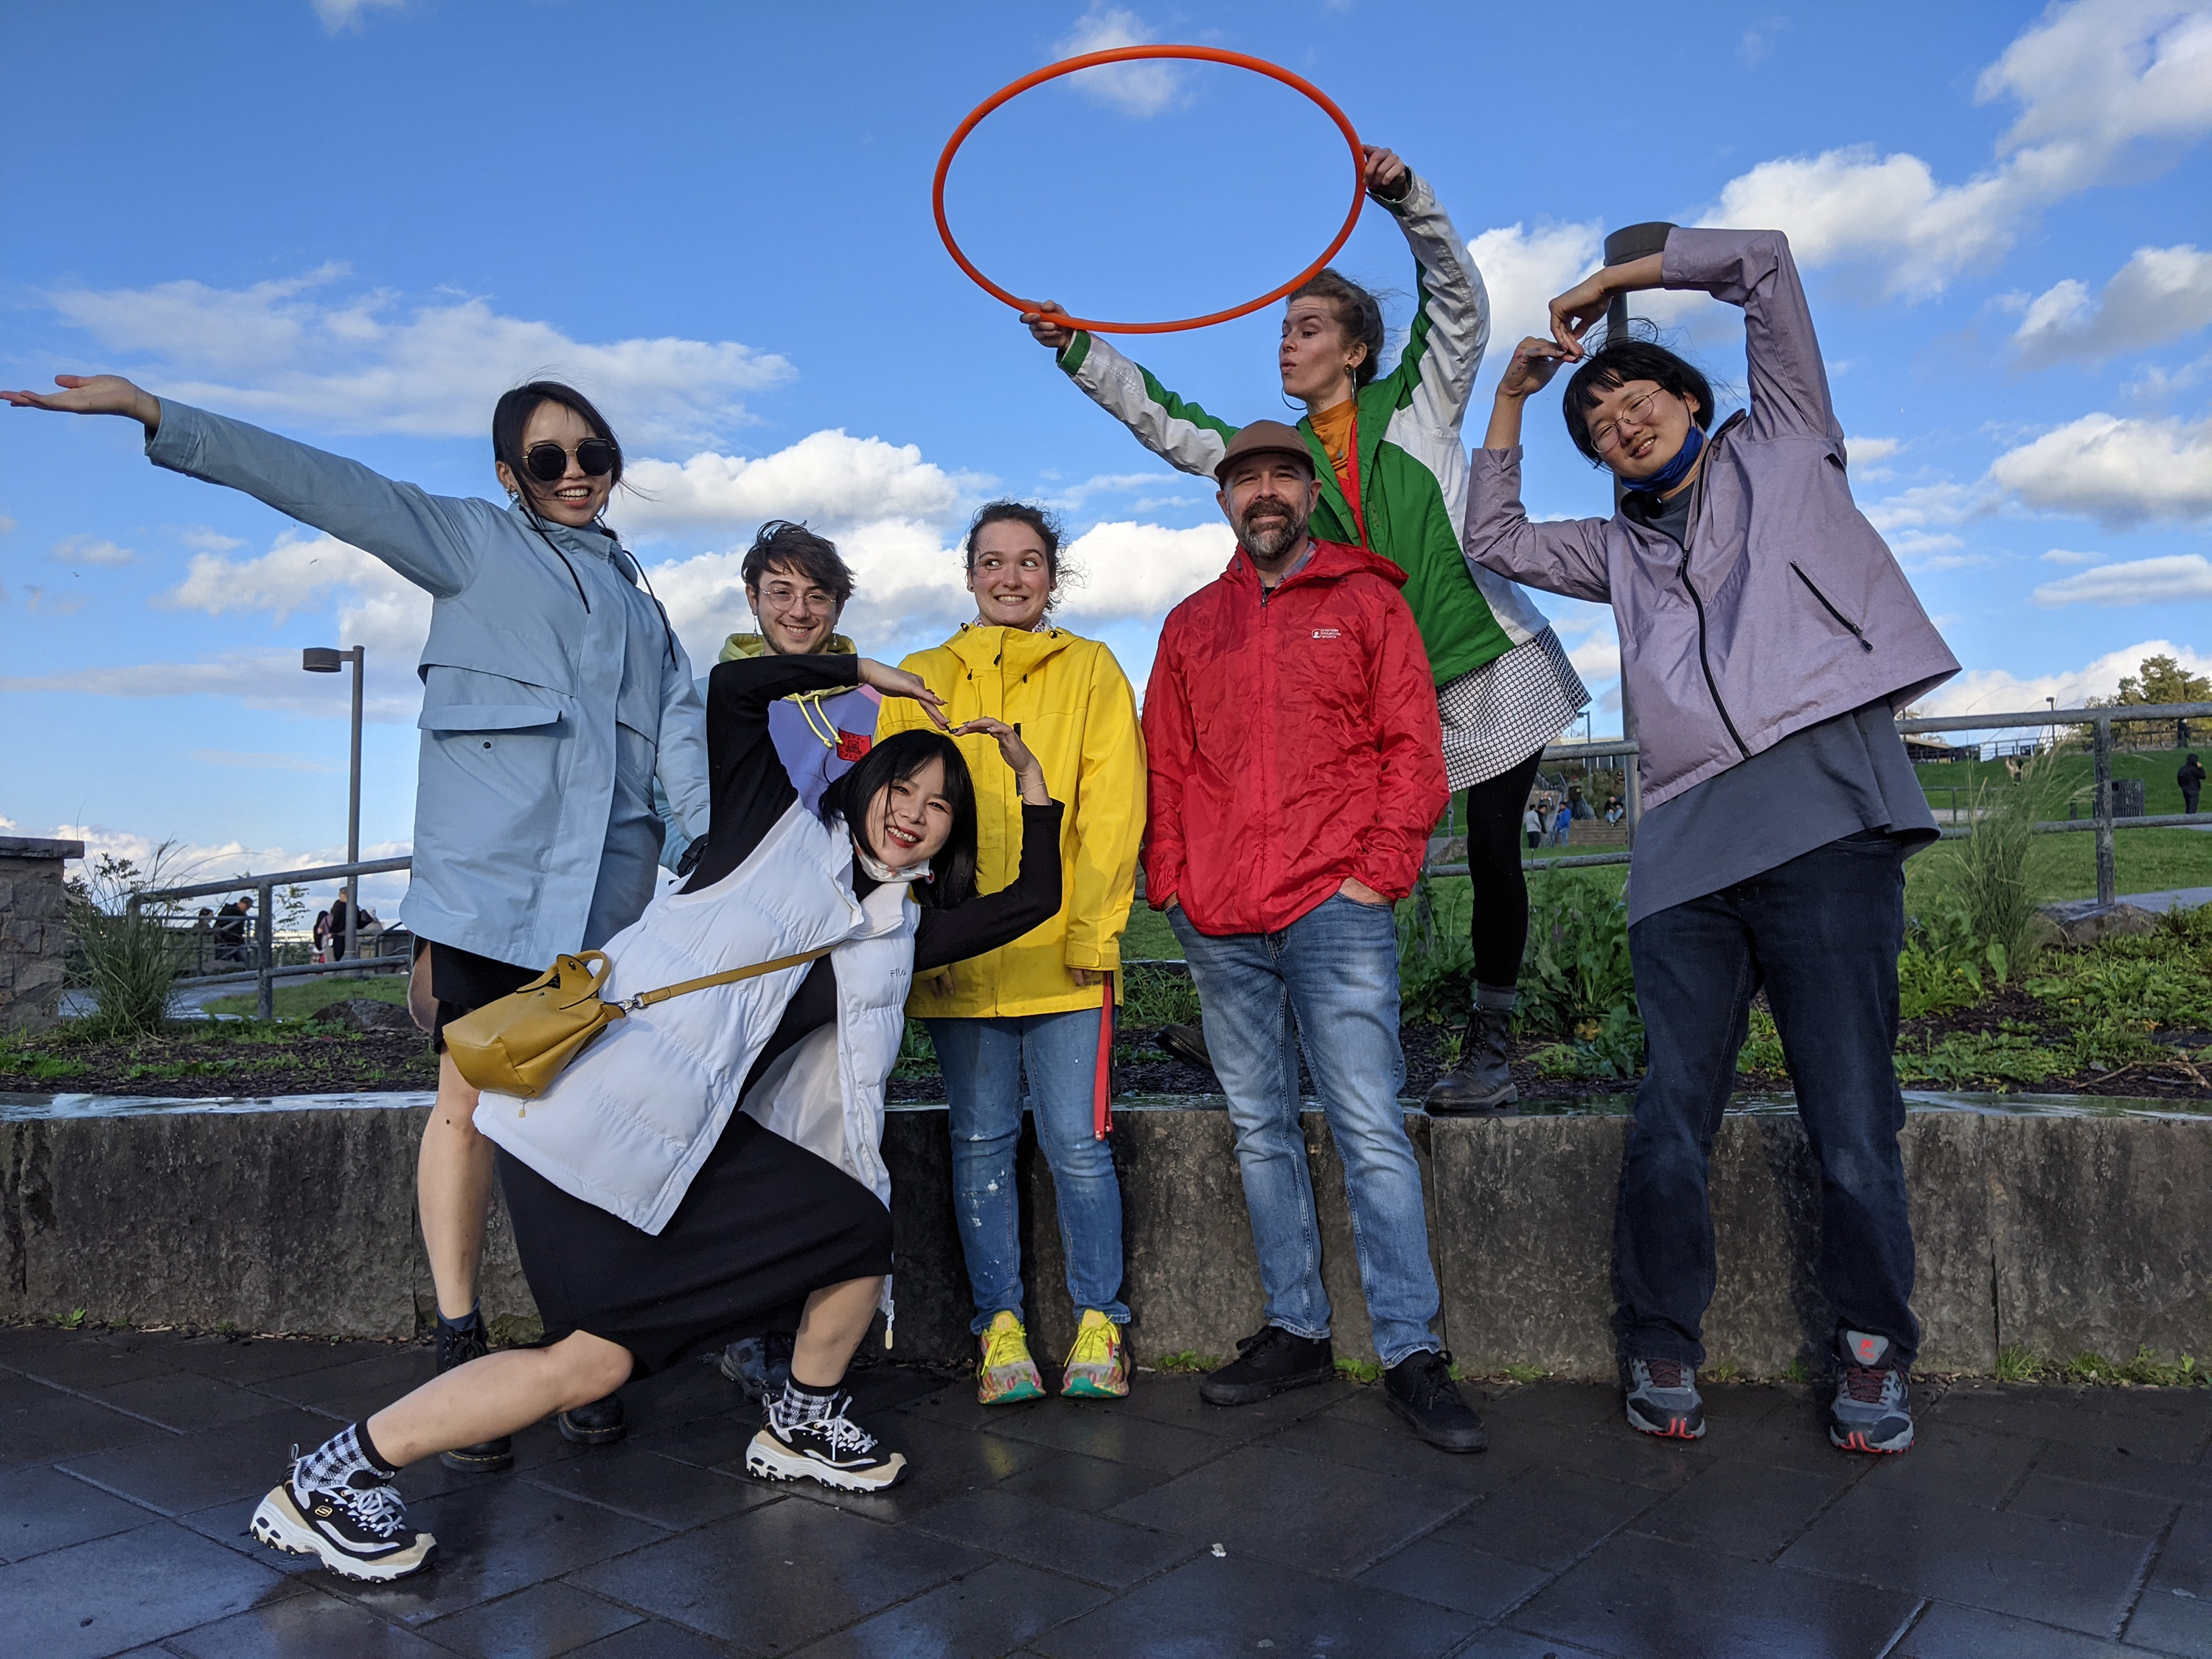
[[1054, 173, 1557, 692]]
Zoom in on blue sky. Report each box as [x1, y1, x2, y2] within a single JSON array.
[[4, 0, 2210, 911]]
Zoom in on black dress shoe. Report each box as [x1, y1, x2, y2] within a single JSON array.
[[1199, 1326, 1335, 1406], [1157, 1023, 1216, 1077], [434, 1315, 514, 1473], [1383, 1349, 1488, 1453], [556, 1392, 627, 1446]]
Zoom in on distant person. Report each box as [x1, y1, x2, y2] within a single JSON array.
[[650, 518, 879, 1405], [1605, 796, 1626, 826], [312, 908, 333, 963], [7, 371, 712, 1470], [1023, 144, 1585, 1121], [1470, 225, 1959, 1455], [1523, 803, 1542, 850], [1549, 793, 1573, 847], [213, 894, 254, 964], [878, 501, 1144, 1406], [1144, 421, 1485, 1453], [326, 893, 352, 962], [2180, 754, 2204, 815]]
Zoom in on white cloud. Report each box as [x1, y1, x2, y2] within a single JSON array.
[[1055, 520, 1235, 623], [18, 585, 86, 616], [1465, 221, 1603, 355], [312, 0, 403, 31], [616, 432, 980, 538], [47, 821, 414, 912], [1846, 436, 1902, 465], [190, 749, 338, 773], [1986, 411, 2212, 523], [2011, 244, 2212, 366], [1700, 0, 2212, 295], [1864, 480, 1990, 532], [1887, 529, 1966, 556], [0, 516, 16, 540], [51, 535, 135, 568], [1054, 5, 1183, 116], [47, 265, 793, 445], [0, 649, 422, 722], [2031, 552, 2212, 606], [1917, 638, 2212, 717], [2042, 547, 2106, 564], [181, 526, 244, 553]]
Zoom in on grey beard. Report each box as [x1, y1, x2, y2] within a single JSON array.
[[1237, 509, 1308, 561]]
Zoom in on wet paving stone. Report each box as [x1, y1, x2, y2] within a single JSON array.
[[7, 1338, 2211, 1658]]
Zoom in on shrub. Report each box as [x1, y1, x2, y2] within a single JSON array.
[[64, 846, 189, 1040], [1394, 875, 1474, 1025], [1517, 872, 1637, 1040], [1950, 760, 2059, 977]]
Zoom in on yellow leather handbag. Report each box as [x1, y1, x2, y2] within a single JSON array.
[[443, 945, 830, 1099]]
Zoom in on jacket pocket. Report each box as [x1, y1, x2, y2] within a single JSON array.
[[1790, 563, 1874, 653], [418, 703, 563, 734]]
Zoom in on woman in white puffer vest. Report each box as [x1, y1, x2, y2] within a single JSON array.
[[246, 652, 1067, 1584]]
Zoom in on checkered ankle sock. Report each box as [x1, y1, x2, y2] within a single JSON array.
[[773, 1377, 841, 1430], [292, 1421, 398, 1495]]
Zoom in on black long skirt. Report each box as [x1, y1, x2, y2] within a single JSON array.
[[495, 1112, 892, 1377]]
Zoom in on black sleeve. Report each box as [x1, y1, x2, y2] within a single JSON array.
[[914, 801, 1067, 972], [683, 654, 863, 893]]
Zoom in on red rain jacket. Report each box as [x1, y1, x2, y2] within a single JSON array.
[[1142, 537, 1448, 936]]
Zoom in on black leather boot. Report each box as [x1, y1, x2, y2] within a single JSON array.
[[556, 1393, 627, 1446], [1425, 1004, 1518, 1115], [435, 1310, 515, 1472]]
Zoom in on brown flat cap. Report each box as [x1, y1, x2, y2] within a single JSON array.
[[1214, 419, 1315, 483]]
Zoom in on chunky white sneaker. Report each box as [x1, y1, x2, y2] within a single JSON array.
[[249, 1459, 435, 1582], [745, 1392, 907, 1492]]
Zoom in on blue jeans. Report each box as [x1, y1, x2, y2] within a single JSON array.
[[926, 1008, 1128, 1336], [1169, 894, 1442, 1368], [1619, 832, 1920, 1368]]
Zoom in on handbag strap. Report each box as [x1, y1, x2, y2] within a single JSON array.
[[616, 946, 832, 1013]]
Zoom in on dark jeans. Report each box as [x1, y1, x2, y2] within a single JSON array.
[[1618, 831, 1919, 1369], [2185, 785, 2202, 815]]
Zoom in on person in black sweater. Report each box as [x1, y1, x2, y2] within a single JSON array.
[[249, 653, 1065, 1583]]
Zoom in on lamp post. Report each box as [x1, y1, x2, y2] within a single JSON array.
[[302, 646, 365, 965]]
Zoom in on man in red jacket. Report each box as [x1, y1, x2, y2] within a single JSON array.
[[1144, 421, 1484, 1452]]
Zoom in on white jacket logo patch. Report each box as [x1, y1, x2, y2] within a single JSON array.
[[1311, 628, 1341, 640]]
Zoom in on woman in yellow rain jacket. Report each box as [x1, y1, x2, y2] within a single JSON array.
[[877, 501, 1144, 1405]]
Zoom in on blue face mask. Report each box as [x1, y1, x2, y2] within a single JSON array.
[[1619, 419, 1704, 495]]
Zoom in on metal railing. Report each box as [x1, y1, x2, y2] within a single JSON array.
[[131, 855, 414, 1020], [1426, 703, 2212, 906]]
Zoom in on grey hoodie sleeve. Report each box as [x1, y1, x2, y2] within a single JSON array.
[[1661, 229, 1842, 448], [1463, 445, 1613, 604], [145, 400, 487, 597]]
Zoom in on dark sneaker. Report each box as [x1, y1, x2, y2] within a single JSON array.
[[1157, 1023, 1216, 1077], [1382, 1350, 1488, 1453], [1425, 1007, 1517, 1115], [744, 1392, 907, 1492], [1200, 1326, 1335, 1406], [434, 1318, 513, 1473], [250, 1455, 436, 1582], [719, 1332, 796, 1403], [1829, 1330, 1914, 1454], [556, 1392, 627, 1446], [1624, 1357, 1705, 1440]]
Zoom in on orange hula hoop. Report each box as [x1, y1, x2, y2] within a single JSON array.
[[933, 45, 1366, 335]]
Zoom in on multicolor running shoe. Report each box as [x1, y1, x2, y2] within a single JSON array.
[[1060, 1309, 1130, 1399], [976, 1310, 1048, 1405]]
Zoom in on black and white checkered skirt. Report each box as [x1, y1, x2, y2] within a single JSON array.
[[1436, 628, 1590, 790]]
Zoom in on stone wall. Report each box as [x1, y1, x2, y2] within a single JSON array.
[[0, 838, 83, 1034], [2, 1099, 2205, 1377]]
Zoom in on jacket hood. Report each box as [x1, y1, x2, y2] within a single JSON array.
[[942, 622, 1081, 675], [1222, 536, 1408, 593], [719, 632, 858, 662]]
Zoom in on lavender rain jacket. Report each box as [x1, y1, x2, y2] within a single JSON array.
[[1464, 228, 1959, 810]]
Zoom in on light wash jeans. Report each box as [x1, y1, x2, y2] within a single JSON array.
[[925, 1008, 1129, 1337], [1168, 894, 1442, 1367]]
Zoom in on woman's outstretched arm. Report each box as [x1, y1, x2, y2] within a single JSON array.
[[913, 717, 1063, 971], [4, 372, 486, 597]]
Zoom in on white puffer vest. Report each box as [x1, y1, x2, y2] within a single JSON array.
[[472, 800, 915, 1234]]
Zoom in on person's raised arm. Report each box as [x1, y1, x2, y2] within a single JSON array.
[[914, 719, 1065, 971], [1363, 148, 1488, 434], [1061, 650, 1146, 984], [1138, 630, 1196, 911], [1018, 304, 1235, 480], [1464, 338, 1613, 602], [7, 374, 489, 597]]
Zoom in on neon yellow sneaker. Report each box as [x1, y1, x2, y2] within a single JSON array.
[[976, 1310, 1046, 1405], [1060, 1309, 1129, 1399]]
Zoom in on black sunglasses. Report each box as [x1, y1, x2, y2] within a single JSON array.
[[523, 438, 618, 483]]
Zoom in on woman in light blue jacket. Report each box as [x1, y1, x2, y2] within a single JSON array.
[[6, 370, 712, 1464]]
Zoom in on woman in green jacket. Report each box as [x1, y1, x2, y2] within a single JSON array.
[[1024, 145, 1585, 1113]]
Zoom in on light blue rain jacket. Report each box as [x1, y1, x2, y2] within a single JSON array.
[[146, 401, 712, 969]]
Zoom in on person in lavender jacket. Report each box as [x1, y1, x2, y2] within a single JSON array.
[[1466, 227, 1960, 1458]]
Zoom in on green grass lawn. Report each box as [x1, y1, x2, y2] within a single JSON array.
[[204, 973, 408, 1021], [1914, 745, 2202, 817]]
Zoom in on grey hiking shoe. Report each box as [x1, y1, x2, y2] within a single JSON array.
[[1624, 1357, 1705, 1440], [1829, 1329, 1914, 1454], [1426, 1006, 1517, 1115]]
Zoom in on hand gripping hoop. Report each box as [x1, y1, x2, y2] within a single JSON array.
[[933, 45, 1367, 335]]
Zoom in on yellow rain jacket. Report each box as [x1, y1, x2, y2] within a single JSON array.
[[877, 622, 1144, 1018]]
